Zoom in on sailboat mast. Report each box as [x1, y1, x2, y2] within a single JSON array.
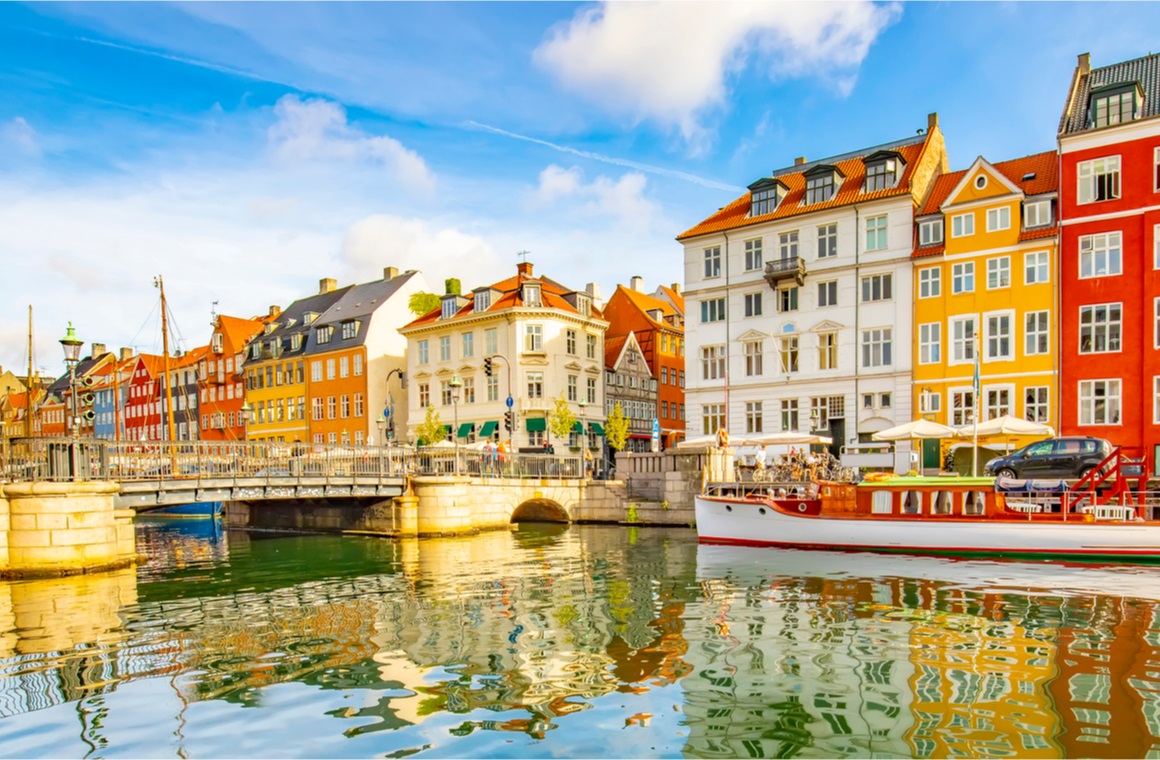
[[157, 276, 177, 443], [25, 306, 33, 437]]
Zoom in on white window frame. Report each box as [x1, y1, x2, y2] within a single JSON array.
[[860, 327, 892, 369], [919, 390, 941, 414], [744, 238, 763, 271], [1024, 251, 1049, 285], [919, 323, 940, 365], [818, 332, 838, 370], [1024, 200, 1051, 228], [919, 267, 941, 298], [1025, 386, 1049, 423], [1154, 377, 1160, 424], [743, 292, 762, 318], [779, 230, 799, 259], [1156, 298, 1160, 349], [1154, 223, 1160, 269], [983, 384, 1014, 420], [817, 223, 838, 259], [1025, 311, 1050, 356], [1077, 156, 1121, 205], [745, 401, 764, 434], [986, 206, 1011, 232], [1078, 379, 1121, 426], [951, 262, 975, 294], [983, 310, 1014, 362], [861, 273, 893, 302], [1079, 231, 1122, 278], [817, 280, 837, 307], [704, 246, 721, 278], [986, 256, 1011, 290], [951, 212, 975, 238], [950, 388, 976, 426], [524, 324, 543, 352], [949, 315, 977, 366], [744, 340, 763, 377], [919, 218, 943, 246], [865, 215, 888, 252], [1155, 146, 1160, 193], [1079, 303, 1122, 354], [701, 298, 726, 323], [778, 336, 800, 373]]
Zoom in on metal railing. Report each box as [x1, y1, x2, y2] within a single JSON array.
[[3, 438, 584, 483]]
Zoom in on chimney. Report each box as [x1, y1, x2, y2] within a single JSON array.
[[517, 261, 533, 278], [119, 347, 134, 361], [383, 266, 399, 280], [585, 282, 603, 309], [1078, 52, 1091, 74], [794, 156, 807, 166], [630, 275, 644, 292], [927, 112, 939, 132], [319, 277, 337, 294], [91, 343, 107, 357], [670, 282, 681, 295], [268, 305, 281, 318]]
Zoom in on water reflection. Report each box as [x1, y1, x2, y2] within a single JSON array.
[[0, 523, 1157, 757]]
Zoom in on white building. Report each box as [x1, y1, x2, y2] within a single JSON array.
[[678, 115, 948, 451], [398, 261, 607, 450]]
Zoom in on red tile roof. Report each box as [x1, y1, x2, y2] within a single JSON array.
[[613, 286, 682, 331], [656, 285, 685, 315], [1019, 226, 1058, 242], [604, 334, 627, 368], [918, 151, 1058, 216], [217, 315, 266, 354], [911, 245, 945, 260]]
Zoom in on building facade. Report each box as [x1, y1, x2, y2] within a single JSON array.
[[678, 116, 948, 452], [604, 332, 658, 453], [200, 314, 268, 441]]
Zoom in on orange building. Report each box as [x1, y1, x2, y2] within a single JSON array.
[[200, 314, 268, 441]]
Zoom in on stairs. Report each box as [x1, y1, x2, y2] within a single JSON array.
[[1063, 446, 1150, 516]]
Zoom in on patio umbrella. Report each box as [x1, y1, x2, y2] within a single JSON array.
[[954, 415, 1054, 439], [871, 418, 957, 441], [751, 431, 833, 446], [676, 433, 757, 449]]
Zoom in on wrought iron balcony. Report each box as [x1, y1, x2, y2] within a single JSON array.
[[764, 256, 807, 288]]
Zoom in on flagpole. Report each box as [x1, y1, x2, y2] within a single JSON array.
[[972, 330, 981, 477]]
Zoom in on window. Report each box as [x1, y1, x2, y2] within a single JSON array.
[[525, 324, 543, 352], [817, 223, 837, 258], [436, 336, 450, 362], [341, 321, 358, 340], [1156, 298, 1160, 347], [353, 355, 362, 376], [567, 374, 578, 402], [920, 391, 941, 414], [587, 377, 597, 404], [316, 325, 333, 344], [1025, 311, 1049, 356], [806, 174, 835, 204], [917, 267, 941, 299], [587, 334, 597, 359], [418, 383, 430, 408], [951, 390, 975, 426], [523, 284, 541, 307], [417, 340, 429, 365], [744, 340, 763, 376], [1155, 377, 1160, 424], [919, 323, 940, 364], [701, 298, 726, 323], [1079, 379, 1121, 425], [952, 262, 974, 294], [777, 287, 798, 312], [704, 246, 721, 278], [1077, 157, 1121, 204], [865, 215, 887, 251], [861, 273, 892, 302], [818, 280, 837, 307], [484, 328, 497, 356], [919, 219, 943, 246], [339, 356, 349, 378], [745, 401, 763, 434], [1156, 147, 1160, 192], [312, 397, 324, 421], [462, 332, 474, 358], [486, 375, 498, 402], [880, 393, 892, 409], [341, 395, 350, 418], [865, 160, 897, 192], [986, 207, 1011, 232], [986, 256, 1010, 289], [326, 358, 336, 380], [1155, 224, 1160, 269], [743, 292, 762, 317], [311, 361, 322, 382], [985, 387, 1012, 419], [951, 213, 975, 238], [475, 290, 491, 312], [1079, 303, 1122, 353], [1025, 386, 1049, 423], [463, 377, 475, 404], [327, 396, 337, 419], [779, 231, 799, 259], [819, 332, 837, 370], [354, 393, 364, 417], [1093, 89, 1135, 127], [778, 337, 799, 373], [751, 186, 778, 216], [701, 345, 725, 380], [861, 328, 892, 368], [1025, 200, 1051, 228], [1079, 232, 1121, 277], [744, 239, 763, 271], [780, 399, 799, 431], [950, 317, 977, 364], [1024, 251, 1049, 285], [702, 404, 725, 435], [565, 329, 577, 355], [526, 372, 543, 399]]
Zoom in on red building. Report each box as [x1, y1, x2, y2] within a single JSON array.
[[199, 313, 268, 441], [1058, 52, 1160, 455], [124, 354, 165, 442]]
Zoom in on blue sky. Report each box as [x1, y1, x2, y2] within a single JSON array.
[[1, 1, 1158, 375]]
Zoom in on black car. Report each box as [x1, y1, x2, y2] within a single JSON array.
[[984, 437, 1112, 479]]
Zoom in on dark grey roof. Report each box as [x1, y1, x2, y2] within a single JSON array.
[[248, 286, 353, 361], [1060, 52, 1160, 135], [770, 133, 925, 179], [303, 271, 419, 356]]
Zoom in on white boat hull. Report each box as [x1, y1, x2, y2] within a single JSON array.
[[695, 495, 1160, 560]]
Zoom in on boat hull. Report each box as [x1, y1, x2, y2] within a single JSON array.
[[695, 495, 1160, 561], [147, 501, 222, 519]]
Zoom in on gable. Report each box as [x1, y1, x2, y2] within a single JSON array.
[[810, 319, 846, 333], [944, 157, 1023, 207], [735, 328, 769, 341]]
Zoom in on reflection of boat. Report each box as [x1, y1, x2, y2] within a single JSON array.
[[148, 501, 223, 519], [695, 473, 1160, 562]]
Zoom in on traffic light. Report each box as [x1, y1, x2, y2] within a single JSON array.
[[484, 357, 493, 377], [504, 411, 513, 431]]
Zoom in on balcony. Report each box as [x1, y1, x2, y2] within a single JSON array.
[[764, 256, 807, 288]]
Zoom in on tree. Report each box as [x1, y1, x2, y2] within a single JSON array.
[[444, 278, 461, 296], [408, 292, 441, 317], [605, 401, 629, 452], [548, 393, 577, 446], [414, 405, 446, 446]]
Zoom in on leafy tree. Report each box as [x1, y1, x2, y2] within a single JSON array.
[[444, 278, 461, 296], [408, 292, 441, 316], [605, 401, 629, 452], [548, 393, 577, 445], [414, 405, 446, 446]]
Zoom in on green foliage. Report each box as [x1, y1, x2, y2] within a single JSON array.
[[408, 291, 441, 316], [626, 503, 639, 522], [414, 405, 445, 446], [661, 500, 670, 511], [445, 278, 461, 296], [548, 393, 577, 443], [605, 401, 630, 452]]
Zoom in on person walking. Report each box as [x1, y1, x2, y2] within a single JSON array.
[[584, 447, 594, 479]]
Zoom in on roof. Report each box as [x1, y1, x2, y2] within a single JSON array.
[[609, 285, 683, 332], [134, 353, 167, 379], [304, 271, 419, 355], [216, 315, 265, 355], [1060, 52, 1160, 136], [604, 335, 627, 368], [655, 285, 685, 316], [247, 286, 353, 361], [917, 151, 1058, 217], [677, 133, 932, 240]]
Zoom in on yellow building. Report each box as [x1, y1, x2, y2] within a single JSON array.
[[912, 152, 1058, 468]]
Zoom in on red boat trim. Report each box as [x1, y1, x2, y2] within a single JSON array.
[[697, 535, 1160, 561]]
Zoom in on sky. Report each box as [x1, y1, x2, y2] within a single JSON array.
[[1, 1, 1158, 377]]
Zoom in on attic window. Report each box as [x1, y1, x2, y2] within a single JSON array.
[[475, 290, 491, 312], [750, 186, 779, 217], [806, 174, 835, 205], [576, 294, 590, 316], [316, 325, 333, 344], [211, 333, 224, 353], [864, 159, 898, 192], [523, 284, 542, 307], [441, 298, 457, 320], [264, 323, 276, 335], [303, 311, 318, 325], [290, 334, 302, 352], [1091, 84, 1139, 128], [341, 320, 359, 340], [1022, 172, 1037, 182]]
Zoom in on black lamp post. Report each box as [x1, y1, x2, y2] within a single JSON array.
[[59, 323, 83, 438]]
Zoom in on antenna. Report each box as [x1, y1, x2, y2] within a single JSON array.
[[516, 250, 531, 264], [210, 300, 219, 326]]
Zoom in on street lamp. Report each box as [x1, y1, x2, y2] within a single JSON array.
[[59, 322, 83, 438], [376, 414, 386, 446], [449, 374, 463, 476], [239, 401, 253, 441]]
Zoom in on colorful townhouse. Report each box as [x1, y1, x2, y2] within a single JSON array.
[[678, 115, 948, 451], [911, 151, 1059, 466], [92, 349, 134, 440], [124, 354, 166, 441], [602, 278, 687, 449], [301, 267, 427, 446], [399, 261, 607, 450], [604, 332, 657, 452], [1057, 52, 1160, 456], [200, 313, 269, 441], [243, 280, 351, 443], [164, 346, 205, 441]]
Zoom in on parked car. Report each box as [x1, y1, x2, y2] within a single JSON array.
[[984, 437, 1112, 480]]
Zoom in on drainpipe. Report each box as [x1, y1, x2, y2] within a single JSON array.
[[853, 204, 861, 453], [723, 230, 731, 435]]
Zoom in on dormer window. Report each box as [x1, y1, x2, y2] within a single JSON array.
[[441, 297, 458, 320], [475, 290, 491, 312], [263, 323, 276, 335], [1091, 83, 1140, 128], [748, 178, 785, 217], [863, 151, 904, 192], [341, 320, 359, 339], [919, 218, 944, 246], [803, 165, 842, 205], [211, 333, 224, 353], [1024, 199, 1052, 229], [576, 294, 590, 316], [316, 325, 333, 344], [303, 311, 318, 325], [290, 334, 302, 352], [523, 284, 542, 307]]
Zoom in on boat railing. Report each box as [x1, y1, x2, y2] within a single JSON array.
[[704, 481, 813, 499]]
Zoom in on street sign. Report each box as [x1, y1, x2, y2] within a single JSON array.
[[506, 396, 514, 408], [652, 418, 659, 435]]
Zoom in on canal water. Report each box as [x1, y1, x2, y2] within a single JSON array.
[[0, 520, 1157, 758]]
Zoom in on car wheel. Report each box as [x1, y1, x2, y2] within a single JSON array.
[[1077, 466, 1094, 480], [996, 468, 1017, 480]]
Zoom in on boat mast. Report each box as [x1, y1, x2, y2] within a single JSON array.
[[25, 305, 33, 437], [156, 276, 177, 443]]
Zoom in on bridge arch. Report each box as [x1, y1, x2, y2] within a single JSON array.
[[510, 498, 569, 524]]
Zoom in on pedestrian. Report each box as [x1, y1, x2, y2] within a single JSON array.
[[584, 447, 594, 479], [754, 447, 766, 481]]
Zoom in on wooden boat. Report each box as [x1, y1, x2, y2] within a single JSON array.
[[695, 465, 1160, 561]]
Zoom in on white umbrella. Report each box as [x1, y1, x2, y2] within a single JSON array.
[[955, 415, 1054, 439], [872, 418, 957, 441], [676, 433, 758, 449], [751, 431, 832, 446]]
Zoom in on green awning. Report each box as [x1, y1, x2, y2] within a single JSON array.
[[479, 420, 498, 437], [457, 422, 475, 438], [443, 424, 453, 434], [525, 417, 547, 432], [572, 421, 584, 434], [588, 422, 605, 435]]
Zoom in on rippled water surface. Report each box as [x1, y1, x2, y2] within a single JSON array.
[[0, 519, 1159, 758]]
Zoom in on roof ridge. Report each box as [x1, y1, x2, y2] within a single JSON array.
[[769, 133, 926, 179]]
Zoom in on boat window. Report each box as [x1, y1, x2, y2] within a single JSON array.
[[933, 491, 953, 515], [902, 491, 922, 515], [872, 491, 893, 514], [964, 491, 987, 516]]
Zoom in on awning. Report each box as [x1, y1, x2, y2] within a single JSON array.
[[572, 421, 584, 434], [479, 420, 498, 438], [588, 422, 604, 435], [457, 422, 474, 438], [443, 424, 453, 434], [525, 417, 547, 432]]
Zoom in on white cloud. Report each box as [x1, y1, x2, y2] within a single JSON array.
[[530, 164, 660, 228], [532, 164, 583, 205], [268, 95, 436, 192], [534, 1, 900, 149], [2, 117, 40, 156]]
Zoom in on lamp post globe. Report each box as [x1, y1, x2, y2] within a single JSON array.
[[59, 322, 83, 437], [239, 401, 253, 441], [449, 374, 463, 475]]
